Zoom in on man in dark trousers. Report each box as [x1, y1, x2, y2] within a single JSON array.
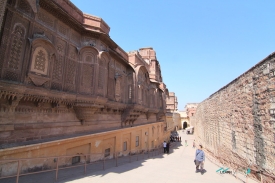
[[166, 141, 170, 154], [163, 141, 167, 153], [195, 144, 205, 173]]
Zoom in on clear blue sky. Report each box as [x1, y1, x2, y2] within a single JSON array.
[[71, 0, 275, 110]]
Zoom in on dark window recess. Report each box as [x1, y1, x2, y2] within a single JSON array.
[[105, 148, 110, 157], [123, 142, 127, 151], [136, 136, 139, 147], [72, 156, 80, 164]]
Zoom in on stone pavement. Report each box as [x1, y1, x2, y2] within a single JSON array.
[[55, 131, 257, 183], [2, 130, 258, 183]]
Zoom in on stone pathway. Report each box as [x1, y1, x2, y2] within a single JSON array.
[[2, 130, 258, 183], [55, 131, 258, 183]]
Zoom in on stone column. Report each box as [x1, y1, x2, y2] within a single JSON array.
[[0, 0, 7, 34]]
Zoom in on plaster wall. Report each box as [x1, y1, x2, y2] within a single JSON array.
[[0, 122, 168, 176]]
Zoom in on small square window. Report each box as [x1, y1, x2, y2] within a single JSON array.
[[72, 156, 80, 164], [105, 148, 110, 157], [123, 141, 127, 151]]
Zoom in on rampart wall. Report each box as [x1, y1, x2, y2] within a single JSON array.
[[191, 52, 275, 182]]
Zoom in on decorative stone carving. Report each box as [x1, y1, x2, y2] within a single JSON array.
[[121, 104, 149, 127], [8, 24, 25, 70], [115, 76, 121, 102], [37, 9, 54, 29], [74, 103, 104, 124], [18, 0, 32, 15], [30, 47, 48, 74], [26, 0, 39, 13], [28, 72, 49, 86], [0, 0, 7, 31], [28, 33, 55, 87]]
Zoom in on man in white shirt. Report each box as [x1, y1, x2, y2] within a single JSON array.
[[163, 141, 167, 153]]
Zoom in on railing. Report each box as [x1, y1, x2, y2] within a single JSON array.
[[0, 143, 178, 183]]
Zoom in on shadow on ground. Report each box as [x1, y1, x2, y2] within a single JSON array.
[[1, 143, 182, 183]]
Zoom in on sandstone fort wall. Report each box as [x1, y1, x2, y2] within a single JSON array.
[[191, 53, 275, 182]]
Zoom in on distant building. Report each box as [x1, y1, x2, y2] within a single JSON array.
[[179, 103, 198, 129], [186, 103, 198, 117]]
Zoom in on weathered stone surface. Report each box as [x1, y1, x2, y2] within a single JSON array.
[[0, 0, 7, 34], [191, 53, 275, 182], [0, 0, 169, 147]]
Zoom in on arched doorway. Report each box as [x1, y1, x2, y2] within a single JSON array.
[[183, 122, 187, 129]]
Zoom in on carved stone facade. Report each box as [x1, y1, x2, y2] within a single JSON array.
[[0, 0, 174, 177], [191, 53, 275, 182]]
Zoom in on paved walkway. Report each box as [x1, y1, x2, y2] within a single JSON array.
[[55, 131, 257, 183]]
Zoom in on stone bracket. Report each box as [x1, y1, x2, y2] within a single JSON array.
[[121, 105, 150, 127], [73, 103, 104, 124], [156, 111, 165, 121], [28, 73, 50, 87]]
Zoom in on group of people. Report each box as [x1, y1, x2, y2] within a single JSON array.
[[170, 136, 181, 142], [162, 141, 170, 153]]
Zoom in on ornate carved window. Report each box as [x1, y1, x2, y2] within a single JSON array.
[[8, 24, 25, 70], [98, 57, 106, 89], [30, 47, 48, 75], [108, 60, 115, 99], [115, 77, 121, 102], [79, 49, 98, 94]]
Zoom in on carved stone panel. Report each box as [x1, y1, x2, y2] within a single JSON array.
[[70, 30, 81, 46], [8, 24, 25, 69], [30, 47, 48, 75], [115, 77, 121, 102], [32, 24, 54, 43], [98, 61, 104, 89], [51, 38, 66, 90], [65, 59, 76, 92], [107, 60, 115, 100], [82, 64, 94, 89], [0, 0, 7, 31], [98, 56, 107, 96], [80, 49, 97, 94], [4, 19, 28, 82], [58, 21, 69, 38], [37, 9, 54, 30], [0, 11, 13, 77], [18, 0, 32, 16]]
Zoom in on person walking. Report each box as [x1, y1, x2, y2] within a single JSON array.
[[185, 140, 188, 147], [193, 140, 196, 148], [194, 145, 205, 173], [163, 141, 167, 153], [166, 141, 170, 154]]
